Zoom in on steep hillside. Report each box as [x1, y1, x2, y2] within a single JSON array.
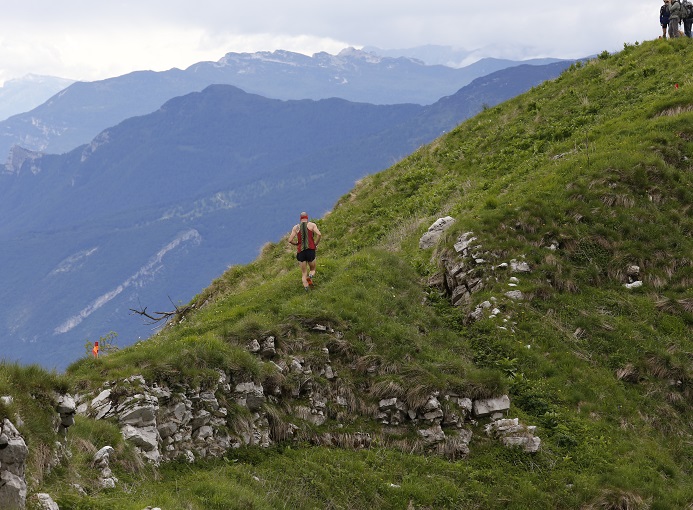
[[0, 61, 572, 369], [1, 40, 692, 509]]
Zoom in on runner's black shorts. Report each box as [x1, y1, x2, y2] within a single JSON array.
[[296, 249, 316, 263]]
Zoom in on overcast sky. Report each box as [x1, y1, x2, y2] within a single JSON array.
[[0, 0, 661, 85]]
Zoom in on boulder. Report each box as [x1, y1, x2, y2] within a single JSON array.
[[419, 216, 456, 249], [121, 424, 160, 463], [35, 493, 60, 510], [473, 395, 510, 418], [485, 418, 541, 453], [418, 424, 445, 445]]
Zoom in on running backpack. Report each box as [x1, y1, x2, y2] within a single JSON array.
[[299, 222, 310, 251]]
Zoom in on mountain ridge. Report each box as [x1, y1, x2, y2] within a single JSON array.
[[0, 48, 572, 163], [0, 39, 691, 509]]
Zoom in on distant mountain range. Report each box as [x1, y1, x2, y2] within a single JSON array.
[[362, 44, 565, 69], [0, 74, 75, 121], [0, 59, 573, 369], [0, 48, 571, 164]]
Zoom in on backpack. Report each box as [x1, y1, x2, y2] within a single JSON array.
[[299, 222, 310, 251], [683, 0, 693, 19], [661, 3, 670, 23]]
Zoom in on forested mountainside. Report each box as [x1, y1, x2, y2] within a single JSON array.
[[0, 40, 691, 509]]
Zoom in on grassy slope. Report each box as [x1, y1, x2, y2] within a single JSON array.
[[2, 39, 692, 509]]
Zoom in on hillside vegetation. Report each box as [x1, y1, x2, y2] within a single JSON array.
[[1, 39, 692, 509]]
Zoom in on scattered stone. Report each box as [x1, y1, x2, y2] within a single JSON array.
[[510, 260, 531, 273], [505, 290, 524, 300]]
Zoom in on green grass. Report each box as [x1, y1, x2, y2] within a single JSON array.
[[4, 39, 693, 509]]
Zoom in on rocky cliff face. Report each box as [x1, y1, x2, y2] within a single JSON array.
[[70, 318, 540, 471], [74, 370, 539, 468]]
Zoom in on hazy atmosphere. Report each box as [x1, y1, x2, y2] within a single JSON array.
[[1, 0, 660, 84]]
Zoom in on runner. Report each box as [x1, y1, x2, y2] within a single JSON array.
[[288, 212, 322, 290]]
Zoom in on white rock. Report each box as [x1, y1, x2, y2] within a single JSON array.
[[35, 493, 60, 510], [473, 395, 511, 417]]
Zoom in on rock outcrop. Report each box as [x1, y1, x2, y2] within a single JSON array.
[[0, 419, 28, 510], [56, 394, 76, 436], [485, 418, 541, 453], [419, 216, 455, 249]]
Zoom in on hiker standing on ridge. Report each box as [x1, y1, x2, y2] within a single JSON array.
[[661, 0, 671, 38], [288, 212, 322, 291], [669, 0, 683, 37], [683, 0, 693, 36]]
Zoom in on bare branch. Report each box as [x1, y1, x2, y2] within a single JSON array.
[[129, 297, 193, 325]]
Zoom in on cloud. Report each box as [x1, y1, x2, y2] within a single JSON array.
[[0, 1, 661, 84]]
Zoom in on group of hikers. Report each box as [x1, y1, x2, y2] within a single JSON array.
[[661, 0, 693, 38]]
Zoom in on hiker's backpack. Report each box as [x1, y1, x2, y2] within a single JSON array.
[[683, 0, 693, 19], [661, 3, 671, 23]]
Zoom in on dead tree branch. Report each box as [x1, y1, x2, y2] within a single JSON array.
[[130, 297, 193, 325]]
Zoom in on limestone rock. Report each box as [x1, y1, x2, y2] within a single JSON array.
[[504, 290, 524, 300], [485, 418, 541, 453], [419, 216, 455, 249], [473, 395, 510, 419], [0, 419, 28, 510], [418, 424, 445, 445], [35, 493, 60, 510], [453, 232, 477, 255], [510, 259, 531, 273]]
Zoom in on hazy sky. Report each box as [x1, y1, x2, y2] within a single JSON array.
[[0, 0, 661, 85]]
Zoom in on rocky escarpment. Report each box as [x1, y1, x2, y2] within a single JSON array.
[[421, 217, 533, 327], [421, 216, 647, 323], [75, 361, 539, 471]]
